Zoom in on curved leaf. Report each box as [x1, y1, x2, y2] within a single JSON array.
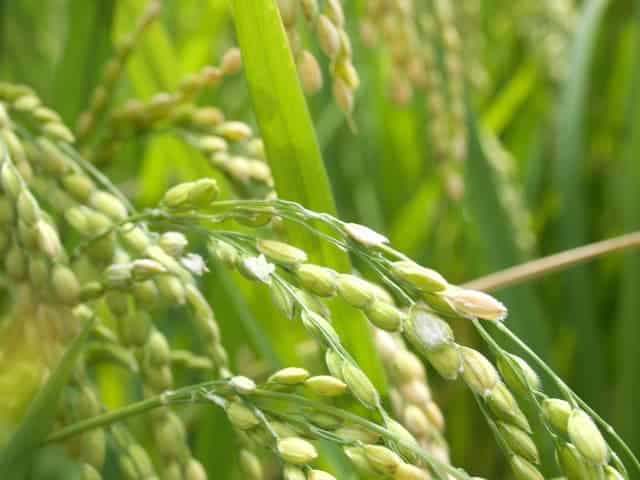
[[0, 316, 94, 477]]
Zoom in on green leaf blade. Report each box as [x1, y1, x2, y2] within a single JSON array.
[[229, 0, 386, 389], [0, 316, 94, 477], [552, 0, 610, 410]]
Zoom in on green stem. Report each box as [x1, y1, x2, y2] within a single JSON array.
[[44, 381, 226, 445], [197, 201, 640, 300], [47, 397, 167, 444], [45, 380, 469, 479], [250, 389, 474, 480]]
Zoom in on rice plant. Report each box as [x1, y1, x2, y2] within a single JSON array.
[[1, 0, 639, 479]]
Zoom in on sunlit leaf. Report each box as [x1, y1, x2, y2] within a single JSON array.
[[0, 316, 94, 477]]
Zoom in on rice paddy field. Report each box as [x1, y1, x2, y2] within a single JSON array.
[[0, 1, 639, 479]]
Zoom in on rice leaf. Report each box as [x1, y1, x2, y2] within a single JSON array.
[[229, 0, 386, 389], [614, 0, 640, 452], [51, 0, 115, 125], [465, 107, 550, 355], [0, 316, 94, 477], [552, 0, 610, 409], [482, 60, 539, 136]]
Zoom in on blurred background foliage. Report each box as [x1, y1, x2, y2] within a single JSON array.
[[1, 0, 639, 478]]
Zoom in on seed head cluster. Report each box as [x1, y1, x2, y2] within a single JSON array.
[[277, 0, 360, 124], [0, 1, 633, 478]]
